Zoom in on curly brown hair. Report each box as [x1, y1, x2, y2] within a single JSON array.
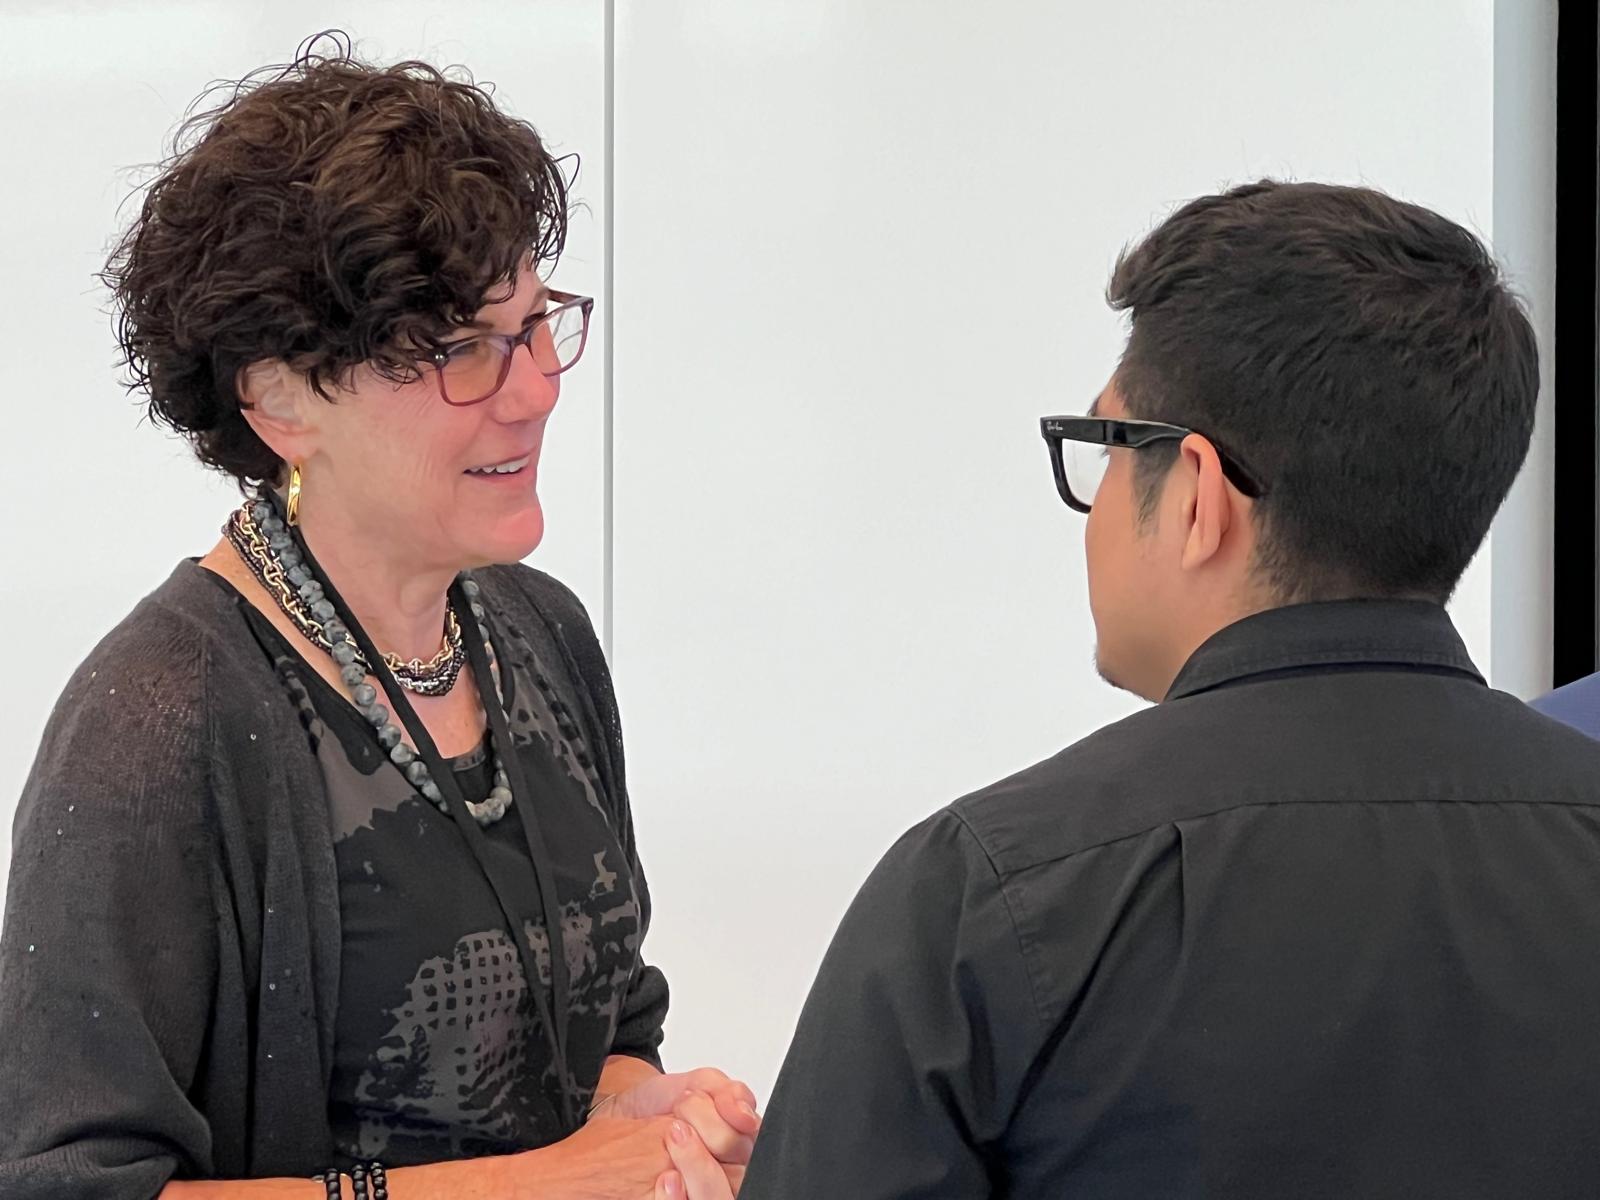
[[103, 31, 573, 484]]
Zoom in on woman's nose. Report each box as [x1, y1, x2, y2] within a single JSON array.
[[492, 343, 561, 420]]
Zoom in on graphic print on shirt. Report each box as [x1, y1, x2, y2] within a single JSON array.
[[312, 648, 643, 1165]]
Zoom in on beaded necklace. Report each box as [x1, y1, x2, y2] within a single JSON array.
[[240, 490, 580, 1125], [226, 502, 467, 697], [233, 494, 512, 826]]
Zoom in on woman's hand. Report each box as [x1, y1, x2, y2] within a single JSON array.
[[601, 1067, 761, 1169], [163, 1116, 714, 1200], [505, 1112, 698, 1200], [655, 1119, 740, 1200]]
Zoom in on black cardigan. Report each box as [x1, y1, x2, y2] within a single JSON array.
[[0, 560, 664, 1198]]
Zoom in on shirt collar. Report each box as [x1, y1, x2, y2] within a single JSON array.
[[1165, 599, 1484, 702]]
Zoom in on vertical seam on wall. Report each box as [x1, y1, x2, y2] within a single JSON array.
[[602, 0, 616, 659]]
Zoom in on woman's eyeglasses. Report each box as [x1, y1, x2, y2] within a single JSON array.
[[1039, 414, 1267, 513], [424, 289, 594, 406]]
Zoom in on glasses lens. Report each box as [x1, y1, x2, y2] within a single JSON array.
[[529, 303, 589, 376], [435, 301, 590, 403], [1063, 438, 1111, 509], [438, 338, 510, 406]]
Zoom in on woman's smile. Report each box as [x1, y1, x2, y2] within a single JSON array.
[[464, 452, 536, 481]]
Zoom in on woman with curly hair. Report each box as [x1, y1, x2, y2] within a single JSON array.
[[0, 35, 751, 1200]]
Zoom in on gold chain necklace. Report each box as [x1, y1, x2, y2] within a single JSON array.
[[225, 501, 467, 696]]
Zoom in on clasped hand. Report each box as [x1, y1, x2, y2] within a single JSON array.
[[595, 1067, 761, 1198]]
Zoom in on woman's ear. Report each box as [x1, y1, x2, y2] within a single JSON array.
[[237, 359, 314, 463]]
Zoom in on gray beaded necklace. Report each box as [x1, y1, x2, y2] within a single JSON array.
[[245, 496, 514, 827]]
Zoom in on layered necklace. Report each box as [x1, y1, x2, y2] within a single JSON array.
[[227, 493, 513, 826], [227, 501, 466, 697], [227, 493, 582, 1119]]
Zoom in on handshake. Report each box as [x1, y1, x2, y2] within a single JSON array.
[[495, 1067, 761, 1200]]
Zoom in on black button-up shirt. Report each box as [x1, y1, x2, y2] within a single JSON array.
[[744, 601, 1600, 1198]]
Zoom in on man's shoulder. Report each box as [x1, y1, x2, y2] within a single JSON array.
[[949, 672, 1600, 881], [945, 702, 1190, 879]]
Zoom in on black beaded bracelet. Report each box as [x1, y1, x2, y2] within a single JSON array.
[[311, 1161, 385, 1200]]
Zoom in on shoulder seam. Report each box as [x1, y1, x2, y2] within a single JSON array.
[[959, 794, 1600, 882], [944, 808, 1052, 1036]]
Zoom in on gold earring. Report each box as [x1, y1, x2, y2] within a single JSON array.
[[286, 463, 304, 527]]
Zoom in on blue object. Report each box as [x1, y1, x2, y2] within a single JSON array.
[[1531, 672, 1600, 740]]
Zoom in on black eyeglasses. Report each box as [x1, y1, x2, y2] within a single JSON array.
[[1040, 415, 1267, 513], [422, 289, 594, 406]]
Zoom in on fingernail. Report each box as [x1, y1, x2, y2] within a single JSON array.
[[739, 1101, 759, 1120], [664, 1172, 684, 1198], [671, 1119, 690, 1144]]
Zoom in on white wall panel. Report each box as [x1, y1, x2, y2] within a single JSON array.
[[1489, 0, 1557, 699]]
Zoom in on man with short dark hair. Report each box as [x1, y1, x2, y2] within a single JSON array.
[[741, 181, 1600, 1198]]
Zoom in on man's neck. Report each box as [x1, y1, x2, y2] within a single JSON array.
[[1151, 592, 1278, 701]]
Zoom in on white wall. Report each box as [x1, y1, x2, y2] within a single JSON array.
[[1489, 0, 1558, 698], [0, 0, 1558, 1107]]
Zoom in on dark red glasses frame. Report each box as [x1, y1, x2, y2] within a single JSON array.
[[424, 289, 595, 406]]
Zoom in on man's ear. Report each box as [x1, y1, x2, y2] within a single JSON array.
[[237, 359, 315, 466], [1178, 433, 1236, 572]]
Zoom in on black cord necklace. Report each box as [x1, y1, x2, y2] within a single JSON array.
[[267, 491, 578, 1129], [225, 501, 468, 697]]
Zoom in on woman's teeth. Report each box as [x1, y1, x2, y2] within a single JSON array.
[[467, 456, 531, 476]]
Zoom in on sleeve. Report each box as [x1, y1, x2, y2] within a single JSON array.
[[600, 653, 668, 1069], [602, 682, 668, 1071], [610, 956, 670, 1069], [505, 566, 670, 1068], [741, 810, 1044, 1200], [0, 638, 221, 1199]]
